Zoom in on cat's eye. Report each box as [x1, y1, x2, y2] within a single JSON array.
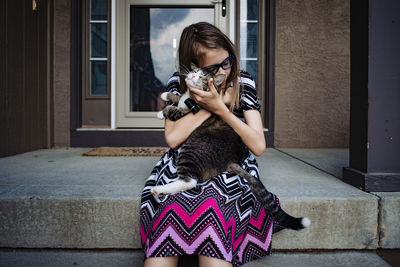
[[202, 55, 234, 74]]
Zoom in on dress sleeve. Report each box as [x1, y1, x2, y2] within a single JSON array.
[[239, 71, 261, 112], [165, 72, 182, 106]]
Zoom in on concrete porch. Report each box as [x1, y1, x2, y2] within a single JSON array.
[[0, 148, 398, 266]]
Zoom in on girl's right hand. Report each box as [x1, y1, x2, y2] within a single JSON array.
[[186, 78, 229, 116]]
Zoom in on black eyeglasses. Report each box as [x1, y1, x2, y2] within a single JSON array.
[[202, 55, 234, 74]]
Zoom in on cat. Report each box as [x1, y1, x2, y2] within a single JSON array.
[[153, 66, 310, 230], [157, 64, 226, 121]]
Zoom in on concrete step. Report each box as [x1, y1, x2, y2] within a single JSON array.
[[0, 148, 398, 251], [0, 249, 391, 267]]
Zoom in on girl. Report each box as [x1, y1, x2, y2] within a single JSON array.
[[141, 22, 280, 267]]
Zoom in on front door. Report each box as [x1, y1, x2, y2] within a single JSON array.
[[115, 0, 232, 128]]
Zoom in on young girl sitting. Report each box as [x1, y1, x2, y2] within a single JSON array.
[[140, 22, 281, 267]]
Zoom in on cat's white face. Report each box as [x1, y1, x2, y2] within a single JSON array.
[[186, 69, 205, 89], [186, 67, 225, 92]]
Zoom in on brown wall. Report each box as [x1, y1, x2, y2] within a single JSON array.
[[0, 0, 49, 157], [274, 0, 350, 147], [52, 0, 71, 147]]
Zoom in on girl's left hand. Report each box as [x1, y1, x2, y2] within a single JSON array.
[[187, 78, 228, 115]]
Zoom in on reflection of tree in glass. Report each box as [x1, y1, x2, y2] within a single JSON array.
[[91, 24, 107, 58], [149, 8, 214, 84], [91, 0, 107, 20], [130, 7, 165, 112], [92, 61, 107, 95]]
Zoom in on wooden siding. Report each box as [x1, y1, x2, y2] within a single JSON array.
[[0, 0, 49, 157]]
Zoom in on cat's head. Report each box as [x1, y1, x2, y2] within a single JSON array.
[[185, 63, 225, 93]]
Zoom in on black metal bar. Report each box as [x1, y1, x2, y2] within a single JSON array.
[[266, 0, 275, 147], [70, 0, 82, 131]]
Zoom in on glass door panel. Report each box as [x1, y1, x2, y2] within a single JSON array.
[[129, 7, 213, 112]]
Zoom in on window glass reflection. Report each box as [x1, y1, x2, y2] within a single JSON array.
[[91, 23, 107, 58], [241, 60, 257, 83], [91, 61, 107, 95], [130, 7, 213, 112], [240, 23, 258, 59], [240, 0, 258, 21], [240, 0, 258, 84], [91, 0, 107, 20]]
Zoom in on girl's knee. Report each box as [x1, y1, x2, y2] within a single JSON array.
[[198, 255, 232, 267], [144, 256, 179, 267]]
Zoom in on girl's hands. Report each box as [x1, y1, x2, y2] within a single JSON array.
[[186, 78, 231, 115]]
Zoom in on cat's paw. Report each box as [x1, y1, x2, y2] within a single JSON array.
[[160, 92, 169, 101], [151, 186, 165, 197], [157, 110, 165, 120]]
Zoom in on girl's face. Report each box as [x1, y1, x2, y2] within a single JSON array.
[[200, 47, 231, 89]]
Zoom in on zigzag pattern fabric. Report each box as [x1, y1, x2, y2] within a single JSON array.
[[140, 71, 279, 266], [140, 149, 280, 266]]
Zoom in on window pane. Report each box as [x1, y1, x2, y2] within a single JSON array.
[[240, 0, 258, 85], [240, 22, 258, 59], [129, 7, 213, 112], [91, 0, 107, 20], [240, 0, 258, 21], [91, 61, 107, 95], [241, 60, 257, 83], [91, 23, 107, 58]]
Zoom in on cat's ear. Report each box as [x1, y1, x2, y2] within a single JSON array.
[[214, 74, 226, 86], [190, 63, 198, 71]]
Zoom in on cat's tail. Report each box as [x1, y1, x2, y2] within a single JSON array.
[[228, 163, 311, 230]]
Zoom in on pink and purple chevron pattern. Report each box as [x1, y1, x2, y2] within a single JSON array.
[[140, 149, 280, 266]]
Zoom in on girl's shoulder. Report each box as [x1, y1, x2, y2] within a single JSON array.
[[167, 72, 181, 85], [239, 70, 254, 80], [234, 70, 260, 113], [166, 72, 182, 94], [238, 70, 256, 89]]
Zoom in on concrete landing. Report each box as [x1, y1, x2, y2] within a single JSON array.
[[276, 148, 349, 179], [0, 250, 390, 267], [0, 148, 398, 251]]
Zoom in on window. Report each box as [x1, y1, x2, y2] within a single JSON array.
[[88, 0, 109, 97], [82, 0, 111, 127], [239, 0, 258, 83]]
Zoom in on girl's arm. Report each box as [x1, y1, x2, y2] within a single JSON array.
[[219, 108, 266, 156], [190, 79, 266, 156], [164, 109, 212, 149], [162, 74, 212, 149]]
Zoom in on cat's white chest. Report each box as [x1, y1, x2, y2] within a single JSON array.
[[178, 91, 190, 108]]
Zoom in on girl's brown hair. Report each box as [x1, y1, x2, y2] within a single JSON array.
[[177, 22, 240, 111]]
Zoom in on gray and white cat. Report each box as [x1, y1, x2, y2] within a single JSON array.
[[157, 65, 225, 121], [154, 67, 310, 230]]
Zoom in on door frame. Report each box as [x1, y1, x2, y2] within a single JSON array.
[[70, 0, 275, 147]]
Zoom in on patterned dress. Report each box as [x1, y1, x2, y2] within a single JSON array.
[[140, 71, 280, 266]]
